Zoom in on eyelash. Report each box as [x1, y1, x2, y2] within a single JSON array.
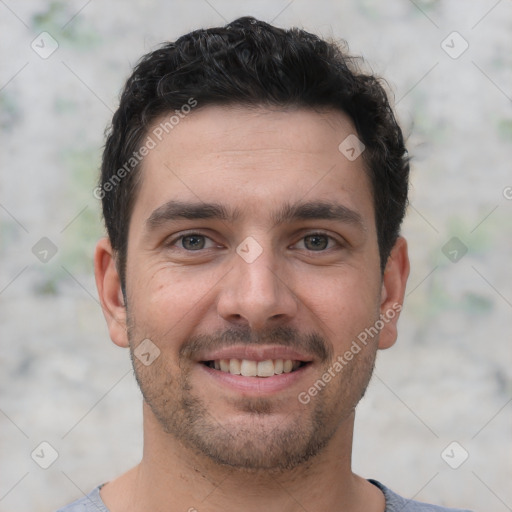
[[166, 231, 343, 252]]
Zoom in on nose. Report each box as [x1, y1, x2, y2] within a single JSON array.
[[216, 242, 299, 332]]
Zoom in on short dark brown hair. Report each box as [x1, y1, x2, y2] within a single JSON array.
[[99, 16, 409, 291]]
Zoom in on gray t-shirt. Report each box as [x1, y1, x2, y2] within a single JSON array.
[[55, 479, 473, 511]]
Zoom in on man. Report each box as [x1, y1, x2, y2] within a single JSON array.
[[58, 17, 471, 512]]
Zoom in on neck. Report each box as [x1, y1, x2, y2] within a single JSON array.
[[101, 405, 385, 512]]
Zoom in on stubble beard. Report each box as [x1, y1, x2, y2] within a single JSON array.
[[127, 315, 378, 473]]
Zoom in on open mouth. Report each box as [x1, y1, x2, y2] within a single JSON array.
[[202, 359, 309, 377]]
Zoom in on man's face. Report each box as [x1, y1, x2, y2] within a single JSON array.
[[120, 105, 391, 471]]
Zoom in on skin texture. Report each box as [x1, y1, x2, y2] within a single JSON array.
[[95, 105, 410, 512]]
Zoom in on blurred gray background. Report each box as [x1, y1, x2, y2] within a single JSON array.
[[1, 1, 511, 511]]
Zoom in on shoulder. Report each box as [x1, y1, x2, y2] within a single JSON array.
[[369, 480, 473, 512], [55, 484, 109, 512]]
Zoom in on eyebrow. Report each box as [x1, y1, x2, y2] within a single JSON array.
[[145, 199, 364, 231]]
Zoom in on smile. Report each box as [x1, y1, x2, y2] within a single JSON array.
[[203, 359, 308, 377]]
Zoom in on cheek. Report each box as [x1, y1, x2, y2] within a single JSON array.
[[127, 264, 217, 341], [306, 270, 381, 348]]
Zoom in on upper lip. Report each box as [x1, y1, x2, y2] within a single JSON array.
[[195, 345, 314, 363]]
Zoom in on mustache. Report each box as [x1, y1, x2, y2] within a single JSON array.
[[180, 325, 333, 363]]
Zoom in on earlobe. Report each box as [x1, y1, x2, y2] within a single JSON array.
[[94, 237, 129, 348], [378, 236, 410, 350]]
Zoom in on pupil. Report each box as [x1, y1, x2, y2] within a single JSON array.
[[183, 235, 204, 250], [305, 235, 327, 251]]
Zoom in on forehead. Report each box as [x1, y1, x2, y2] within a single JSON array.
[[130, 105, 375, 233]]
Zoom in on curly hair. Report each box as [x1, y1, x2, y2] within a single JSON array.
[[99, 16, 409, 289]]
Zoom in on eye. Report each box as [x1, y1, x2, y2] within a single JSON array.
[[171, 233, 216, 251], [295, 233, 339, 252]]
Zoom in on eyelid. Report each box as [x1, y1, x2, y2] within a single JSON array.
[[292, 231, 346, 250], [164, 229, 346, 251], [165, 230, 218, 249]]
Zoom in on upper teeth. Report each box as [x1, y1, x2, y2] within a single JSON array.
[[211, 359, 301, 377]]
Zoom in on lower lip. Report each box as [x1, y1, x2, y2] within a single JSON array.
[[198, 363, 312, 395]]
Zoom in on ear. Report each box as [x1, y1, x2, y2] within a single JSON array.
[[377, 236, 410, 350], [94, 237, 129, 348]]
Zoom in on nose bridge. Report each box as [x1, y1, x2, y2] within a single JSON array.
[[239, 249, 279, 300], [217, 236, 297, 329]]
